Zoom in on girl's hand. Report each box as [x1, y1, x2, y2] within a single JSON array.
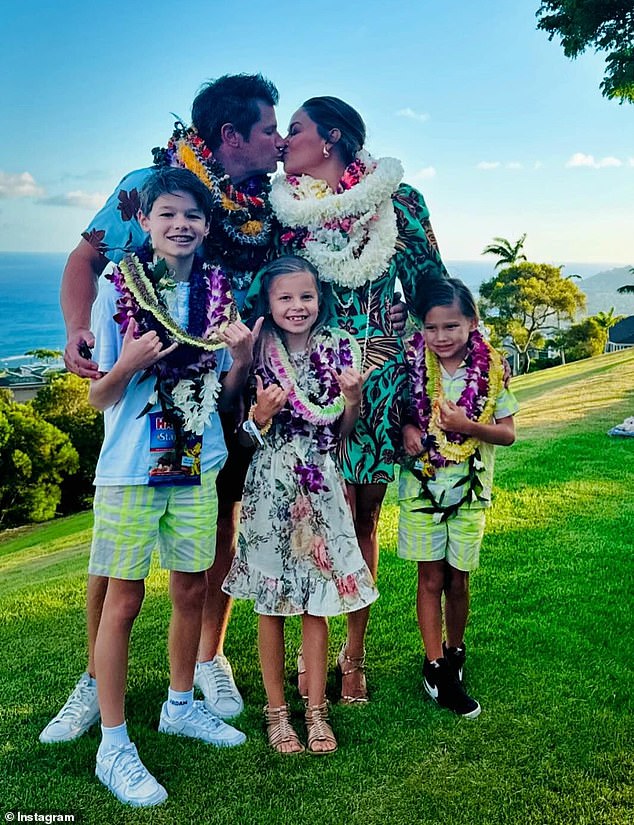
[[119, 318, 177, 371], [335, 365, 375, 406], [438, 400, 471, 434], [252, 374, 291, 426], [403, 423, 423, 456], [219, 317, 264, 367]]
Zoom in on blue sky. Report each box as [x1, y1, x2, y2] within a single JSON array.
[[2, 0, 632, 264]]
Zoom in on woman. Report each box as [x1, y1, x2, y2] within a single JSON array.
[[258, 96, 449, 702]]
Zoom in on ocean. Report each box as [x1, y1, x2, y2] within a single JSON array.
[[0, 252, 626, 361]]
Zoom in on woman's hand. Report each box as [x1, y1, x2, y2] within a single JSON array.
[[252, 374, 291, 427], [403, 423, 423, 456]]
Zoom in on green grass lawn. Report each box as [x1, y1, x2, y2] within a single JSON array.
[[1, 350, 633, 825]]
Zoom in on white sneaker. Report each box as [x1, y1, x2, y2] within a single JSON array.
[[158, 700, 246, 747], [96, 742, 167, 807], [194, 655, 244, 719], [39, 673, 100, 743]]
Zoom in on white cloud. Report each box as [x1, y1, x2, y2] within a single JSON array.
[[0, 171, 45, 198], [629, 158, 634, 167], [38, 190, 107, 210], [534, 161, 543, 169], [566, 152, 623, 169], [477, 161, 501, 170], [506, 161, 523, 169], [596, 156, 622, 168], [411, 166, 436, 181], [396, 107, 430, 123]]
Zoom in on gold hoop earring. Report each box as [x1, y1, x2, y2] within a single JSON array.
[[322, 144, 330, 158]]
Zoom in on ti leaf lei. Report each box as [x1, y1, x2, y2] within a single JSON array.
[[108, 249, 237, 437], [404, 328, 504, 521]]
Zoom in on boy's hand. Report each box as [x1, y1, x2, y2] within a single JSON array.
[[252, 374, 290, 425], [403, 423, 423, 456], [438, 400, 471, 434], [119, 318, 178, 371], [219, 317, 264, 366], [65, 328, 101, 379]]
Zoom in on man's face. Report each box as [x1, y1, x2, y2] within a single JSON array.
[[239, 102, 285, 176]]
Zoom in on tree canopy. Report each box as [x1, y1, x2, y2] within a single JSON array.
[[536, 1, 634, 103], [479, 262, 587, 372], [0, 390, 78, 526]]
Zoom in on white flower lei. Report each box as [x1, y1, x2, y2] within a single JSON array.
[[171, 371, 222, 436], [270, 151, 403, 289]]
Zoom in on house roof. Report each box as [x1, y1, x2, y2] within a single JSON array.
[[609, 316, 634, 345]]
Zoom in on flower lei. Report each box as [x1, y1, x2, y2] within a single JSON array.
[[108, 250, 237, 435], [406, 328, 503, 468], [404, 328, 503, 521], [270, 150, 403, 288], [267, 330, 362, 425], [152, 122, 273, 248]]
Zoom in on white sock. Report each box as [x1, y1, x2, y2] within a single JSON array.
[[166, 687, 193, 718], [100, 721, 130, 750]]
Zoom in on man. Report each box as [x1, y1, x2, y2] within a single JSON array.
[[40, 74, 285, 744]]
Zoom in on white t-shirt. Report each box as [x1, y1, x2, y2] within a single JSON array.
[[91, 276, 230, 486]]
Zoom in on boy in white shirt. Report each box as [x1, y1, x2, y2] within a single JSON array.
[[87, 168, 258, 806]]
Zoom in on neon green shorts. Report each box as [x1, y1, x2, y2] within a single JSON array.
[[89, 470, 218, 580], [397, 500, 486, 572]]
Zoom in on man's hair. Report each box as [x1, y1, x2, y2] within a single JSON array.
[[139, 168, 214, 218], [191, 74, 279, 150]]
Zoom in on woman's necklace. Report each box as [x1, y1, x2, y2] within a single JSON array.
[[271, 150, 403, 288]]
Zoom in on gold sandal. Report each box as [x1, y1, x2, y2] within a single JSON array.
[[336, 644, 368, 704], [305, 701, 337, 754], [297, 648, 308, 701], [263, 704, 305, 754]]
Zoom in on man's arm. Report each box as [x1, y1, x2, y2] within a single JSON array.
[[61, 238, 109, 378]]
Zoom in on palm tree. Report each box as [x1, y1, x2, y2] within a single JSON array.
[[482, 234, 528, 269], [592, 307, 625, 352]]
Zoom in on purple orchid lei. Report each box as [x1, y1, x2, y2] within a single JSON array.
[[257, 329, 359, 453], [406, 328, 492, 469]]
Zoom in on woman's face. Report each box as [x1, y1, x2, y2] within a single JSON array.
[[283, 109, 326, 177]]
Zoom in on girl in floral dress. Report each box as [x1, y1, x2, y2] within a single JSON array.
[[223, 255, 378, 754]]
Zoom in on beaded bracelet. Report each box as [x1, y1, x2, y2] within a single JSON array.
[[248, 403, 272, 436]]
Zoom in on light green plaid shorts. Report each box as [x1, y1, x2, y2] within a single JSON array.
[[398, 499, 486, 572], [89, 470, 219, 580]]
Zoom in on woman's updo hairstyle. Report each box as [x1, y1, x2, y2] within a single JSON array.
[[301, 96, 366, 166]]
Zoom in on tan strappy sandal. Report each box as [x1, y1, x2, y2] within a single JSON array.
[[305, 701, 337, 754], [336, 644, 369, 704], [263, 704, 305, 754]]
